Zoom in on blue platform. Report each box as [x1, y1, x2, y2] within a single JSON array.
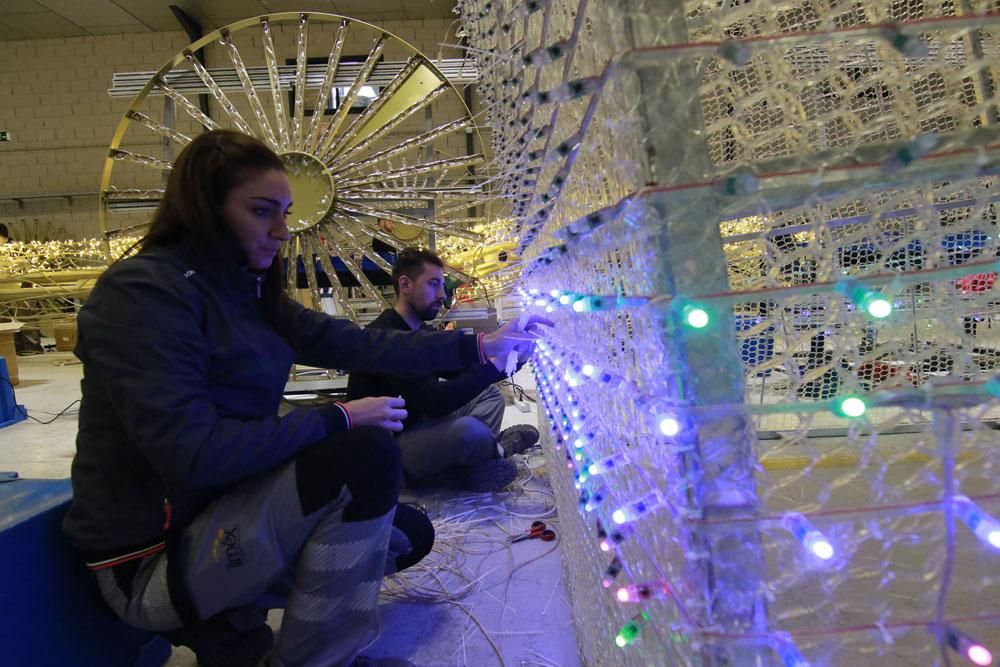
[[0, 477, 170, 666], [0, 355, 26, 428]]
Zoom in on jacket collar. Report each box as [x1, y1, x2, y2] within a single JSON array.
[[150, 239, 263, 299]]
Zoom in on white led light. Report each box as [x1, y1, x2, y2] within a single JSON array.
[[989, 530, 1000, 549], [866, 297, 892, 318], [806, 534, 835, 560], [684, 307, 710, 329], [839, 397, 867, 417], [658, 416, 680, 437]]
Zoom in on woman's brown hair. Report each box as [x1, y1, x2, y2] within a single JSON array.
[[137, 129, 298, 344]]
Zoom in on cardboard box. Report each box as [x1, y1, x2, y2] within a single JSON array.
[[0, 322, 22, 386], [0, 331, 17, 385], [53, 319, 77, 352]]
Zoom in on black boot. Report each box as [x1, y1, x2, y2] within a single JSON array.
[[165, 606, 273, 667]]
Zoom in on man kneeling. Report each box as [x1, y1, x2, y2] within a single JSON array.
[[347, 248, 539, 492]]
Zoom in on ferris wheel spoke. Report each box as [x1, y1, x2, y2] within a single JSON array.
[[330, 84, 449, 167], [336, 200, 483, 241], [316, 230, 389, 310], [323, 56, 426, 160], [338, 189, 435, 204], [284, 237, 300, 296], [306, 19, 350, 154], [109, 149, 173, 170], [260, 18, 291, 151], [158, 80, 219, 131], [306, 230, 357, 320], [322, 218, 396, 277], [103, 13, 490, 323], [220, 30, 279, 151], [299, 234, 324, 311], [338, 212, 404, 255], [338, 154, 485, 190], [342, 237, 395, 277], [316, 34, 389, 161], [328, 117, 474, 179], [291, 13, 310, 150], [125, 111, 191, 146], [184, 51, 254, 136]]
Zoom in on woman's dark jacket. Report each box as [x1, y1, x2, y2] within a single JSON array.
[[63, 241, 483, 564]]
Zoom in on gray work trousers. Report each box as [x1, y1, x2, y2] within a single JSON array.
[[396, 384, 506, 480], [94, 461, 392, 666]]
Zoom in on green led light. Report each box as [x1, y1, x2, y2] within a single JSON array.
[[836, 396, 867, 418], [615, 612, 649, 648], [839, 280, 893, 320], [683, 305, 710, 329]]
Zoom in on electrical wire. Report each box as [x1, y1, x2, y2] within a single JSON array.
[[378, 454, 563, 666], [1, 375, 80, 424]]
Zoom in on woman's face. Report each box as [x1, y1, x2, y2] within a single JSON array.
[[223, 169, 293, 270]]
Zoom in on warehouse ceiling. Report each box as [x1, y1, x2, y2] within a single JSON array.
[[0, 0, 458, 40]]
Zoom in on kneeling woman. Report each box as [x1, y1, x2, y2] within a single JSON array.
[[64, 130, 525, 666]]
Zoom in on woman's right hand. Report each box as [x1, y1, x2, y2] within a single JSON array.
[[343, 396, 407, 432]]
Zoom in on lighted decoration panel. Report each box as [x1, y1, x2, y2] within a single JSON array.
[[459, 1, 1000, 665]]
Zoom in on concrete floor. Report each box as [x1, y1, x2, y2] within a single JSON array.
[[0, 349, 581, 667]]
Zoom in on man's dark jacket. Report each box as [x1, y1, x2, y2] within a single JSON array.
[[346, 309, 503, 429]]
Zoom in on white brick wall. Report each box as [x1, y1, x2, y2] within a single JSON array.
[[0, 16, 468, 240]]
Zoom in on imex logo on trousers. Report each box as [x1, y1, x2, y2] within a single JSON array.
[[211, 524, 245, 570]]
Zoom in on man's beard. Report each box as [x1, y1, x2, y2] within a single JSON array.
[[418, 302, 442, 321]]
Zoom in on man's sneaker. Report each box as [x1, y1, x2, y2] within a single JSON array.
[[443, 458, 518, 492], [498, 424, 540, 458]]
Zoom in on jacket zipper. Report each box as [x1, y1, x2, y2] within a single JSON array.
[[163, 497, 173, 530], [256, 275, 263, 299]]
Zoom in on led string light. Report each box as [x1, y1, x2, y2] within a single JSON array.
[[770, 634, 811, 667], [461, 2, 1000, 664], [521, 281, 965, 431], [780, 513, 836, 562], [615, 578, 672, 603], [600, 524, 632, 553], [533, 319, 956, 425], [946, 625, 994, 666], [510, 12, 603, 243], [953, 496, 1000, 550], [589, 451, 632, 476], [602, 554, 623, 588], [836, 279, 895, 320], [582, 483, 609, 512], [612, 490, 667, 526], [615, 611, 650, 648]]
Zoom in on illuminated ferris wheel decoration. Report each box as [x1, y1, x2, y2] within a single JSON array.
[[101, 12, 483, 319]]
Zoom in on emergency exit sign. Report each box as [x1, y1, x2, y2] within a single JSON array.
[[0, 131, 9, 142]]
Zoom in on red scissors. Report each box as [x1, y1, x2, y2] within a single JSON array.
[[509, 520, 556, 543]]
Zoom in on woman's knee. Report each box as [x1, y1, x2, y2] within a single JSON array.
[[352, 425, 402, 478], [391, 503, 435, 573], [295, 426, 401, 517]]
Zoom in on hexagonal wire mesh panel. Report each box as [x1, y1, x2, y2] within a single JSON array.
[[101, 12, 486, 320], [459, 0, 1000, 665]]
